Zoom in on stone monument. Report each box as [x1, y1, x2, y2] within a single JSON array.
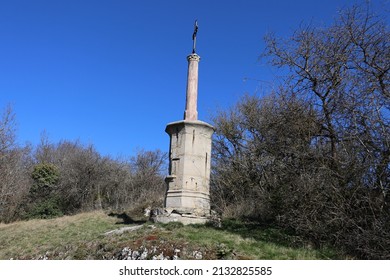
[[152, 21, 214, 225]]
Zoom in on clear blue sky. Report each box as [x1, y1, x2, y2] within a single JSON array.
[[0, 0, 385, 157]]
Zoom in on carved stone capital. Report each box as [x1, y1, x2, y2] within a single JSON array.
[[187, 53, 200, 62]]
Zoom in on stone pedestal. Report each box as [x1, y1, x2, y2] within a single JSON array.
[[153, 120, 214, 224]]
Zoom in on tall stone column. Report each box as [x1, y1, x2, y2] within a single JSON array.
[[184, 54, 200, 121], [152, 52, 214, 225], [152, 22, 214, 225]]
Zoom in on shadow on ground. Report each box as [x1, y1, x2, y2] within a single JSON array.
[[218, 219, 303, 247], [108, 212, 146, 225], [192, 219, 343, 259]]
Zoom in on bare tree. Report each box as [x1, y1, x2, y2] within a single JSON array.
[[128, 149, 167, 208], [263, 4, 389, 170], [0, 106, 31, 222], [32, 138, 167, 215], [212, 4, 390, 259]]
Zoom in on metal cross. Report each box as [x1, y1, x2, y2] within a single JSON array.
[[192, 20, 198, 53]]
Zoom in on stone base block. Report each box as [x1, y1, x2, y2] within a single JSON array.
[[150, 208, 209, 225], [165, 190, 210, 216]]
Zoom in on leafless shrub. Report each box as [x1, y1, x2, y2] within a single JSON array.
[[0, 106, 31, 223], [33, 140, 167, 215], [211, 4, 389, 259], [0, 105, 167, 222]]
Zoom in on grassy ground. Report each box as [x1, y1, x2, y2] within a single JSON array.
[[0, 211, 345, 260], [0, 212, 123, 259]]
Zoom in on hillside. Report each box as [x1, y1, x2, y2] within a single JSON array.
[[0, 211, 345, 260]]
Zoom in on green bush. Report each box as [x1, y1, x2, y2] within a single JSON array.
[[25, 163, 63, 219], [26, 196, 63, 219], [30, 163, 59, 197]]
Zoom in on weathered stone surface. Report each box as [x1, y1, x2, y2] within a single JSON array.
[[151, 208, 209, 225], [164, 120, 214, 218], [154, 50, 213, 225]]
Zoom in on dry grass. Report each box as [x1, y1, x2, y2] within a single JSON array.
[[0, 212, 344, 260], [0, 211, 122, 259]]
